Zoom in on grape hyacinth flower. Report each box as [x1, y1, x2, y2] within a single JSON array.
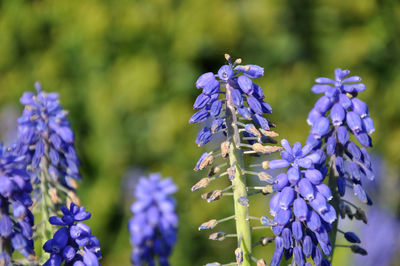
[[306, 69, 374, 256], [265, 139, 336, 266], [190, 55, 283, 265], [17, 82, 81, 242], [190, 54, 273, 147], [129, 173, 178, 266], [17, 82, 81, 201], [43, 203, 101, 266], [0, 144, 35, 264]]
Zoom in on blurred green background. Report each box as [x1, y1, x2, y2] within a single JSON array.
[[1, 0, 400, 265]]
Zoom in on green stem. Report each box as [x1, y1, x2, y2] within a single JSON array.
[[226, 84, 252, 265], [229, 143, 252, 265], [38, 142, 55, 262], [38, 168, 53, 262]]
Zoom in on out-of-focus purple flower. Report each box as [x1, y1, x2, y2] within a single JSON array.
[[353, 207, 400, 266], [43, 203, 101, 266], [17, 82, 81, 195], [0, 144, 35, 261], [129, 173, 178, 266], [266, 140, 335, 266]]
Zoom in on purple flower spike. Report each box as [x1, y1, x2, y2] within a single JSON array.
[[267, 138, 336, 265], [306, 69, 375, 259], [189, 56, 273, 149], [129, 173, 177, 265], [0, 144, 35, 260], [17, 82, 82, 206]]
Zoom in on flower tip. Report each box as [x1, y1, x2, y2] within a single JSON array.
[[234, 58, 242, 65], [34, 81, 42, 92], [224, 53, 231, 61]]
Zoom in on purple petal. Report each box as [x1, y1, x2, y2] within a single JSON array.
[[314, 96, 332, 114], [305, 169, 324, 185], [298, 178, 315, 201], [193, 93, 210, 109], [237, 75, 253, 94], [352, 98, 369, 118], [315, 77, 335, 84], [346, 111, 363, 133], [330, 103, 345, 126], [279, 187, 295, 210], [293, 198, 308, 221], [312, 84, 332, 94]]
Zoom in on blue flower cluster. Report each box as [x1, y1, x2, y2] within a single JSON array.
[[189, 55, 273, 146], [0, 144, 35, 262], [267, 139, 335, 266], [306, 69, 374, 205], [17, 82, 81, 191], [129, 173, 178, 266], [43, 203, 101, 266]]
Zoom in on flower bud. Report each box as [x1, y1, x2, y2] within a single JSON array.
[[257, 258, 267, 266], [235, 247, 243, 265], [237, 75, 254, 94], [258, 172, 273, 183], [260, 236, 274, 246], [198, 219, 218, 230], [245, 124, 261, 138], [191, 178, 211, 192], [350, 245, 368, 255], [221, 141, 230, 158], [344, 232, 361, 243], [259, 129, 279, 137], [292, 221, 303, 241], [260, 216, 276, 226], [252, 144, 282, 154], [346, 111, 363, 133], [228, 167, 236, 181], [209, 232, 226, 241], [293, 198, 308, 221], [238, 196, 249, 207]]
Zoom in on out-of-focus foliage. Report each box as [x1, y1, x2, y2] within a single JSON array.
[[0, 0, 399, 265]]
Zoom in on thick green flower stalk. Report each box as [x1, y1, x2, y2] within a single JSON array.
[[190, 55, 282, 265]]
